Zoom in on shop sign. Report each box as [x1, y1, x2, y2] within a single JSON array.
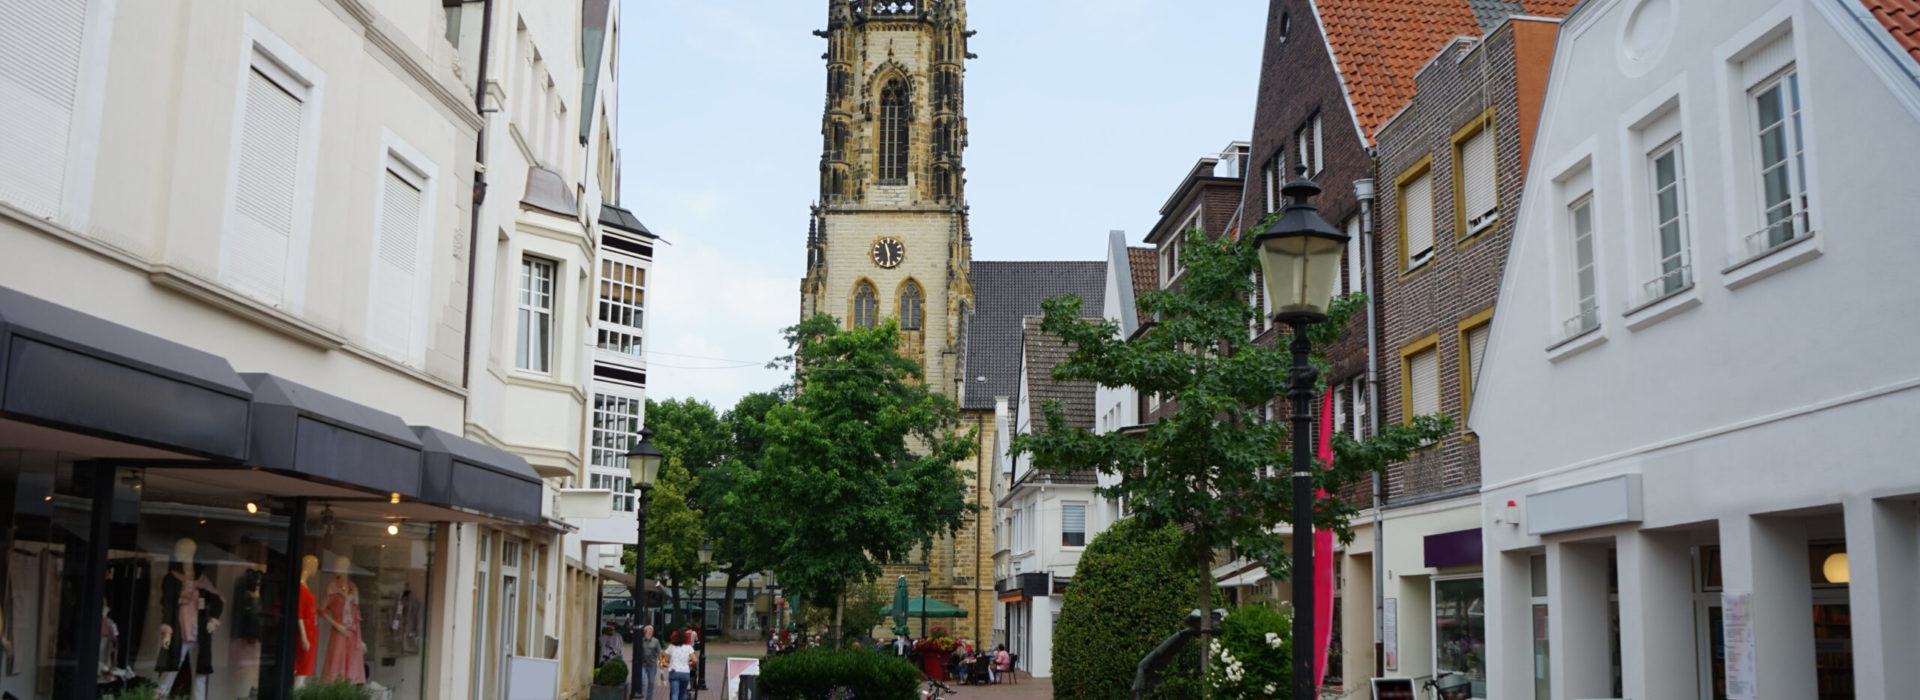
[[1383, 597, 1398, 671], [1723, 591, 1756, 699]]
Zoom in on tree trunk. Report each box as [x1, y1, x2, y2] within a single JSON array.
[[832, 585, 846, 646], [1195, 539, 1214, 686], [721, 570, 743, 638], [669, 575, 683, 630]]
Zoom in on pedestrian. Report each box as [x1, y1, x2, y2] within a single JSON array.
[[632, 625, 662, 700], [598, 625, 624, 666], [992, 644, 1009, 683], [665, 630, 697, 700]]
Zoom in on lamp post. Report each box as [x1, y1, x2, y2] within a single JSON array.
[[918, 560, 932, 639], [696, 542, 714, 690], [626, 429, 664, 632], [1253, 174, 1350, 700]]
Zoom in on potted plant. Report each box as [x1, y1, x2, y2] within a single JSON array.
[[913, 627, 958, 681], [592, 656, 630, 700], [289, 680, 374, 700]]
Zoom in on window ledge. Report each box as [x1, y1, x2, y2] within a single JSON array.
[[1545, 325, 1606, 363], [1400, 252, 1436, 279], [1623, 283, 1702, 332], [148, 265, 345, 350], [1722, 230, 1821, 289]]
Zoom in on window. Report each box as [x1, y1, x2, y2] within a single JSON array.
[[1750, 68, 1807, 255], [590, 391, 642, 512], [0, 0, 105, 224], [1160, 234, 1183, 285], [223, 57, 312, 307], [516, 256, 556, 372], [851, 280, 879, 328], [1645, 139, 1690, 299], [1062, 503, 1086, 547], [1458, 311, 1492, 420], [368, 148, 433, 364], [1530, 555, 1550, 700], [1264, 149, 1285, 213], [597, 257, 646, 356], [1342, 216, 1362, 297], [1401, 335, 1440, 423], [1398, 160, 1435, 270], [1434, 576, 1488, 698], [899, 279, 924, 331], [1296, 114, 1323, 176], [1454, 112, 1498, 237], [878, 79, 908, 184], [1564, 196, 1599, 338]]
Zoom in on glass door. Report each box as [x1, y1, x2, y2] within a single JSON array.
[[1696, 601, 1727, 700]]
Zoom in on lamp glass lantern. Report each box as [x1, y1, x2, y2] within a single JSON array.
[[1254, 178, 1351, 323], [626, 427, 663, 491], [698, 542, 714, 566]]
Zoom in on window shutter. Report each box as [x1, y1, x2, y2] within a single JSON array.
[[1345, 216, 1362, 296], [0, 0, 88, 218], [1062, 504, 1086, 546], [1410, 348, 1440, 416], [225, 68, 304, 306], [369, 168, 423, 359], [1462, 128, 1497, 229], [1467, 324, 1490, 386], [1404, 172, 1435, 259]]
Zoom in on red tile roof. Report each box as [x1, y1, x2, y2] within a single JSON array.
[[1863, 0, 1920, 65], [1318, 0, 1577, 143], [1126, 247, 1157, 325]]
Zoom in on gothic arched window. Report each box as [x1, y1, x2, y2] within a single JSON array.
[[899, 279, 924, 331], [852, 281, 879, 328], [878, 79, 909, 184]]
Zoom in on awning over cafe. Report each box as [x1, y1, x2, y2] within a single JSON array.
[[243, 373, 423, 499], [414, 426, 544, 524], [0, 285, 252, 460]]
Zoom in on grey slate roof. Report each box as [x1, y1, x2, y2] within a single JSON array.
[[962, 261, 1105, 411]]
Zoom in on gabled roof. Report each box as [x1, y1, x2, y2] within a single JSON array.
[[1126, 247, 1157, 327], [1862, 0, 1920, 65], [961, 262, 1105, 411], [1019, 316, 1096, 431], [599, 204, 655, 238], [1318, 0, 1577, 142]]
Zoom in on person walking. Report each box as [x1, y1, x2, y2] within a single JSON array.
[[664, 630, 697, 700], [598, 625, 624, 666], [632, 625, 662, 700]]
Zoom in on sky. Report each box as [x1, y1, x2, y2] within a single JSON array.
[[618, 1, 1267, 411]]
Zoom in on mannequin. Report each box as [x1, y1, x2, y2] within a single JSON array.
[[318, 555, 365, 684], [230, 540, 267, 698], [156, 538, 223, 700], [294, 555, 318, 689]]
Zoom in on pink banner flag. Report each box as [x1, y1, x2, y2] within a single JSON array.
[[1312, 387, 1337, 691]]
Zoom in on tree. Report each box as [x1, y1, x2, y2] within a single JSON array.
[[1011, 223, 1450, 662], [1052, 518, 1204, 700], [633, 399, 728, 618], [706, 391, 788, 633], [739, 315, 977, 639]]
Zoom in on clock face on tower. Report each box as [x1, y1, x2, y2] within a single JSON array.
[[870, 237, 906, 269]]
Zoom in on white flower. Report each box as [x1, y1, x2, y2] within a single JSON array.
[[1265, 684, 1277, 694]]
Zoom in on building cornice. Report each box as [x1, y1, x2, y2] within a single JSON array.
[[327, 0, 484, 132]]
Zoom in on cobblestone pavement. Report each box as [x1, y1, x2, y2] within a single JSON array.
[[623, 640, 1056, 699]]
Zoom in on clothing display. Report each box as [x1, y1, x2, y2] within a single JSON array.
[[296, 584, 318, 678], [103, 557, 152, 671], [231, 568, 266, 642], [156, 569, 223, 675], [320, 578, 365, 684], [388, 590, 422, 656]]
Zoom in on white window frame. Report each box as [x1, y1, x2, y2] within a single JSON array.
[[366, 131, 438, 366], [1296, 113, 1323, 177], [0, 0, 116, 229], [1265, 149, 1286, 214], [219, 17, 326, 313], [589, 387, 644, 512], [1061, 502, 1087, 549], [1564, 194, 1599, 339], [1542, 148, 1603, 353], [596, 254, 647, 358], [1715, 15, 1823, 286], [1744, 66, 1808, 258], [1642, 137, 1690, 302], [515, 255, 558, 373]]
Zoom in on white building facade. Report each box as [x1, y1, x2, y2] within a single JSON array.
[[1472, 1, 1920, 698]]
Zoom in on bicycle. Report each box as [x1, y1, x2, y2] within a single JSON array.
[[919, 678, 958, 699], [1421, 671, 1471, 700]]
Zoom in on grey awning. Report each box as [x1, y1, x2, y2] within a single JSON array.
[[243, 373, 423, 498], [0, 285, 251, 460], [413, 426, 543, 524], [521, 166, 579, 217], [598, 204, 656, 238]]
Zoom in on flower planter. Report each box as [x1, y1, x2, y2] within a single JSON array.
[[590, 685, 626, 700], [921, 651, 950, 681]]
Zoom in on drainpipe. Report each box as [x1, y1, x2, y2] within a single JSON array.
[[1354, 175, 1385, 678], [461, 0, 496, 390]]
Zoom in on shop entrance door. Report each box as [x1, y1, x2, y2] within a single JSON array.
[[1810, 588, 1852, 700], [1695, 600, 1727, 700], [500, 574, 519, 694]]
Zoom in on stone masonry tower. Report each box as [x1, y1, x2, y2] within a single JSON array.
[[801, 0, 974, 395], [799, 0, 992, 640]]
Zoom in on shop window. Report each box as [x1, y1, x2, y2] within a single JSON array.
[[300, 503, 435, 699], [1433, 576, 1487, 698]]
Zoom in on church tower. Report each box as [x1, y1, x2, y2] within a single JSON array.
[[800, 0, 974, 396]]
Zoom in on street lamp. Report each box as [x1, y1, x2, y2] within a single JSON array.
[[626, 428, 664, 631], [1253, 174, 1350, 700], [918, 560, 932, 639], [696, 541, 714, 689]]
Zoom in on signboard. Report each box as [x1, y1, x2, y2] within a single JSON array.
[[1723, 591, 1757, 699], [1371, 677, 1417, 700], [1383, 597, 1399, 671]]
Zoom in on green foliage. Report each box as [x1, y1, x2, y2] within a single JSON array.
[[595, 656, 631, 686], [1052, 518, 1207, 700], [841, 580, 888, 644], [1010, 224, 1452, 585], [1204, 605, 1294, 698], [99, 686, 158, 700], [739, 315, 976, 610], [758, 648, 922, 700], [289, 680, 374, 700]]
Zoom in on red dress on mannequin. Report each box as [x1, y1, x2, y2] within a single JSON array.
[[296, 583, 318, 677]]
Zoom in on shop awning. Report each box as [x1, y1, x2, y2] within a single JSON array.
[[0, 285, 252, 460], [243, 373, 422, 499], [879, 596, 969, 618], [1218, 568, 1269, 588], [414, 426, 543, 524]]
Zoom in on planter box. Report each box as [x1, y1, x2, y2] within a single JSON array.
[[590, 685, 627, 700]]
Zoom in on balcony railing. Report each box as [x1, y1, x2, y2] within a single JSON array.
[[1560, 302, 1599, 340], [1742, 208, 1810, 260], [1639, 261, 1691, 303]]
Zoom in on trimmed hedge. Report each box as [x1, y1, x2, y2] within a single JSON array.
[[758, 648, 921, 700], [1053, 518, 1206, 700], [594, 656, 630, 686]]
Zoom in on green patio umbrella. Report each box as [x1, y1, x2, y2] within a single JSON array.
[[878, 596, 969, 618], [891, 576, 910, 636]]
